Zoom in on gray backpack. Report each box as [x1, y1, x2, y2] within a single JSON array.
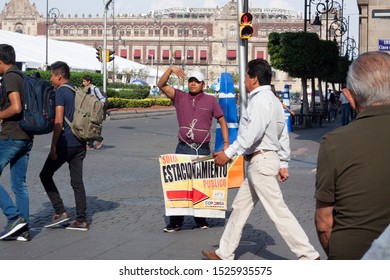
[[61, 84, 104, 141]]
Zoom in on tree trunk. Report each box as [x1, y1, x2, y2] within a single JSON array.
[[310, 78, 316, 112], [318, 77, 324, 109], [301, 77, 311, 127]]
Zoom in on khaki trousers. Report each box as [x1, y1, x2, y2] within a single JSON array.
[[216, 152, 319, 260]]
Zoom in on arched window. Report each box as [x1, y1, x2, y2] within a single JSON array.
[[63, 26, 69, 36], [49, 26, 56, 36], [148, 26, 154, 36], [98, 26, 103, 36], [154, 26, 160, 37], [77, 25, 84, 36], [126, 26, 132, 36], [91, 25, 97, 36], [178, 26, 184, 37], [192, 27, 198, 37], [140, 26, 146, 36], [134, 26, 140, 36], [69, 26, 76, 36], [83, 25, 89, 36], [260, 27, 267, 37], [162, 26, 168, 37]]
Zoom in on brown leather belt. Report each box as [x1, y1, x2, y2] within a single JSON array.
[[244, 150, 273, 161]]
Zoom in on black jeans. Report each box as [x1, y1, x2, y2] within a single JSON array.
[[40, 146, 87, 222], [168, 142, 211, 227]]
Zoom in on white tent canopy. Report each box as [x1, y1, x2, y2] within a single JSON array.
[[0, 30, 159, 84]]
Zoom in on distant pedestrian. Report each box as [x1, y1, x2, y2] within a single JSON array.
[[315, 51, 390, 259], [157, 66, 229, 232], [0, 44, 32, 242], [202, 58, 320, 260], [339, 90, 351, 126], [40, 61, 89, 231], [82, 75, 105, 150], [327, 90, 337, 122]]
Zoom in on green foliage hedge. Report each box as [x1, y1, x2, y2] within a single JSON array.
[[24, 70, 103, 88], [107, 98, 172, 109], [108, 89, 150, 99], [23, 70, 173, 109]]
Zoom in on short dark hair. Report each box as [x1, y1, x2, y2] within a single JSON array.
[[0, 44, 16, 65], [83, 74, 93, 83], [247, 58, 272, 86], [51, 61, 70, 80]]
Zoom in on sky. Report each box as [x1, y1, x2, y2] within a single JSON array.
[[0, 0, 359, 39]]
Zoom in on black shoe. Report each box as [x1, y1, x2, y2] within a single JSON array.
[[16, 230, 31, 242], [3, 225, 31, 242], [0, 216, 28, 240], [163, 223, 181, 233]]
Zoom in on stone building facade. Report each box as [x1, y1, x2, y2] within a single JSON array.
[[0, 0, 316, 92], [357, 0, 390, 54]]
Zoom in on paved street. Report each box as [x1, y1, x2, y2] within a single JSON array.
[[0, 111, 341, 260]]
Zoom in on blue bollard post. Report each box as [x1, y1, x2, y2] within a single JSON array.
[[283, 84, 292, 132]]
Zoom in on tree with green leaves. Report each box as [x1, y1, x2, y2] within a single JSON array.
[[327, 55, 351, 88], [313, 39, 339, 110], [268, 32, 320, 125]]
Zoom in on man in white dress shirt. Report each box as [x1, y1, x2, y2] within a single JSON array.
[[202, 58, 320, 260]]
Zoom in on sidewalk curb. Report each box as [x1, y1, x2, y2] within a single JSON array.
[[108, 108, 176, 120]]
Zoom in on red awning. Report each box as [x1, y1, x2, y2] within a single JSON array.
[[134, 49, 141, 58], [200, 50, 207, 59], [162, 50, 169, 59], [257, 51, 264, 59], [120, 49, 127, 58], [148, 49, 155, 59], [227, 50, 236, 59], [174, 50, 182, 59], [187, 49, 194, 59]]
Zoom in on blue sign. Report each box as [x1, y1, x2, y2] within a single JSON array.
[[214, 73, 239, 152], [378, 39, 390, 51]]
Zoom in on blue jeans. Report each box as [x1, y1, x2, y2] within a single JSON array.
[[0, 137, 33, 222], [175, 142, 211, 156], [341, 103, 351, 126]]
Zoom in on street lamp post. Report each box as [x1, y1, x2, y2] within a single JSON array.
[[154, 15, 162, 86], [342, 16, 358, 60], [103, 0, 113, 93], [45, 1, 60, 69]]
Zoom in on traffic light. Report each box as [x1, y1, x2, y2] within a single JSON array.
[[239, 12, 253, 39], [106, 50, 115, 62], [95, 47, 102, 62]]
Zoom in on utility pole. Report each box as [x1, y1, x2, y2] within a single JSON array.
[[103, 0, 113, 93], [237, 0, 249, 118]]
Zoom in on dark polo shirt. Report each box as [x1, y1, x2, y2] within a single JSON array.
[[315, 105, 390, 259], [0, 66, 32, 140], [173, 89, 223, 144]]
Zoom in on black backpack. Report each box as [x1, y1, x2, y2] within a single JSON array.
[[11, 70, 56, 135]]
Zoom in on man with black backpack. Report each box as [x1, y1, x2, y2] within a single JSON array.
[[39, 61, 89, 231], [82, 75, 106, 150], [0, 44, 32, 241]]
